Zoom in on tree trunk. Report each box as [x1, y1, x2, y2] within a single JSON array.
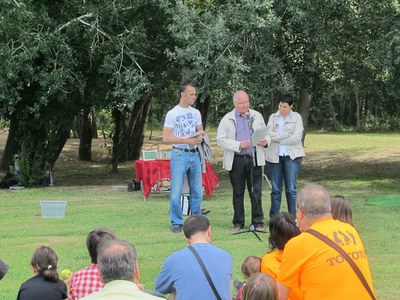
[[297, 88, 312, 143], [111, 107, 122, 173], [129, 99, 151, 161], [79, 107, 93, 161], [196, 94, 210, 129], [327, 93, 337, 131], [48, 127, 72, 168], [73, 114, 82, 139], [355, 89, 361, 131], [0, 115, 21, 171], [262, 93, 278, 122], [91, 107, 98, 138], [123, 101, 143, 161]]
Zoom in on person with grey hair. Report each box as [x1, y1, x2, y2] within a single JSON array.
[[277, 183, 376, 300], [81, 240, 162, 299], [217, 90, 270, 233], [155, 215, 233, 299]]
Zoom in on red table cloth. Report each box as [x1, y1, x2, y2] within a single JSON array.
[[134, 160, 219, 200]]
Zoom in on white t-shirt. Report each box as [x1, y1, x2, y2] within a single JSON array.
[[164, 105, 202, 148]]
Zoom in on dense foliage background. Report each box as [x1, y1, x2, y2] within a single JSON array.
[[1, 0, 399, 185]]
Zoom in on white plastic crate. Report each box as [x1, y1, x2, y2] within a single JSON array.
[[40, 200, 68, 218]]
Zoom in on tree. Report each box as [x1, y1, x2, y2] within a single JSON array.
[[0, 1, 84, 184]]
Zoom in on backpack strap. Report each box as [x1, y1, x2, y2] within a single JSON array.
[[307, 229, 376, 300], [188, 245, 222, 300]]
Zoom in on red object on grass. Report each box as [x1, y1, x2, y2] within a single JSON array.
[[134, 160, 219, 200]]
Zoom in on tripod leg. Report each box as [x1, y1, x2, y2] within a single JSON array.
[[252, 231, 262, 242], [263, 174, 272, 188]]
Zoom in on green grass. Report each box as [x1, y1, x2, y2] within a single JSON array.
[[0, 131, 400, 300]]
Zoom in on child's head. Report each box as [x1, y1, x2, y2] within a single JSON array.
[[268, 213, 300, 251], [30, 246, 59, 282], [243, 273, 278, 300], [241, 256, 261, 280], [330, 195, 353, 226]]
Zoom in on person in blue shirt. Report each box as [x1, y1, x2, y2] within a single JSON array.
[[0, 258, 9, 280], [154, 215, 233, 300]]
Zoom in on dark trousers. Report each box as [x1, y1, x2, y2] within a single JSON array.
[[229, 155, 264, 226]]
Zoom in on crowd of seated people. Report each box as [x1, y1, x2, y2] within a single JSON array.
[[4, 184, 376, 300]]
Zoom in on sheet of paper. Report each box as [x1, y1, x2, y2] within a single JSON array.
[[251, 126, 268, 145], [186, 130, 205, 138]]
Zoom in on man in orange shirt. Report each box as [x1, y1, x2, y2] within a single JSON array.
[[277, 183, 376, 300]]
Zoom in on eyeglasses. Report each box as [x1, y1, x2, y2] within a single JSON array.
[[234, 101, 248, 105]]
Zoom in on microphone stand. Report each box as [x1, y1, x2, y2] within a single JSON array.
[[238, 111, 265, 242], [246, 112, 256, 196], [232, 225, 265, 242], [246, 112, 256, 168]]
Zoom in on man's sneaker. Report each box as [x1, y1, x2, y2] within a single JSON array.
[[255, 224, 265, 232], [171, 225, 182, 233], [230, 224, 244, 234], [201, 208, 210, 215]]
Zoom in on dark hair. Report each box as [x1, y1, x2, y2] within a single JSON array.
[[243, 273, 278, 300], [86, 228, 117, 264], [30, 246, 59, 282], [98, 240, 137, 284], [268, 213, 300, 251], [278, 94, 294, 106], [178, 84, 195, 97], [330, 195, 353, 226], [241, 256, 261, 280], [183, 215, 210, 239], [0, 259, 9, 280]]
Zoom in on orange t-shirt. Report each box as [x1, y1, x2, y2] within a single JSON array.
[[261, 250, 302, 300], [278, 217, 376, 300], [261, 250, 281, 278]]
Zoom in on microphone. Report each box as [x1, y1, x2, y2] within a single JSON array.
[[245, 111, 251, 128], [245, 111, 250, 121]]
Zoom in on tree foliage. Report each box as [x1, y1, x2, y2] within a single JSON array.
[[0, 0, 398, 185]]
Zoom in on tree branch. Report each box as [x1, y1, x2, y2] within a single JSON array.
[[12, 0, 22, 7], [213, 43, 233, 65], [58, 13, 94, 31]]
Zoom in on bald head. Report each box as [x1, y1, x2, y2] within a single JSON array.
[[233, 90, 249, 103], [233, 90, 250, 115], [297, 184, 331, 218], [98, 240, 137, 284]]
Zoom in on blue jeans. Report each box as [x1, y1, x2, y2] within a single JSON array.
[[169, 148, 203, 226], [268, 156, 302, 218]]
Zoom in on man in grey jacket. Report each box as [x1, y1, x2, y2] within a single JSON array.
[[217, 90, 270, 233]]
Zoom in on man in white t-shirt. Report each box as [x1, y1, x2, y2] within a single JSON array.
[[162, 84, 204, 233]]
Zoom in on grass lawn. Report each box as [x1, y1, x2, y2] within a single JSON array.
[[0, 130, 400, 299]]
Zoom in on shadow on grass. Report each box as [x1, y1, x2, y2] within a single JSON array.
[[301, 149, 400, 182], [51, 156, 400, 187]]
